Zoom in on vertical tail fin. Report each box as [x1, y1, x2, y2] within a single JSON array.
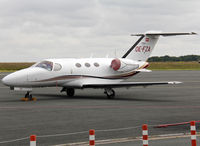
[[122, 31, 196, 61]]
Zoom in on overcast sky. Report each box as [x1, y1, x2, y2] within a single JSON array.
[[0, 0, 199, 62]]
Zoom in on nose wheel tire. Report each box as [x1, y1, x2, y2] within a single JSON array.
[[21, 91, 36, 101], [66, 88, 75, 97], [104, 88, 115, 99]]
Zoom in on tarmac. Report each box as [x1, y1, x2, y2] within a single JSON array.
[[0, 71, 200, 146]]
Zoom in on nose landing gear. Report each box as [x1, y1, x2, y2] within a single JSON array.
[[61, 87, 115, 99], [21, 91, 37, 101]]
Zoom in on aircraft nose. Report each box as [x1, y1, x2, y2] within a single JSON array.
[[1, 69, 29, 86], [2, 76, 7, 85], [2, 75, 13, 86]]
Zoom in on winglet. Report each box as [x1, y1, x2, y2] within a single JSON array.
[[191, 32, 197, 35], [137, 69, 152, 72]]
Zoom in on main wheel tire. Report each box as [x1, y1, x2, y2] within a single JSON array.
[[105, 89, 115, 99], [66, 88, 75, 97]]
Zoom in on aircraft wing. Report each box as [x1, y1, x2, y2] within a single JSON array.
[[82, 81, 182, 88]]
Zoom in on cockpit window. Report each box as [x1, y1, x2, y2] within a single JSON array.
[[36, 61, 53, 71], [54, 63, 62, 71]]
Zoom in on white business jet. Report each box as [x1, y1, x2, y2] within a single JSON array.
[[1, 31, 196, 100]]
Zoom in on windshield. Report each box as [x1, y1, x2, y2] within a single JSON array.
[[36, 61, 53, 71]]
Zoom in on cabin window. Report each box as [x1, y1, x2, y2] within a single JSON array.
[[85, 63, 90, 67], [75, 63, 81, 68], [36, 61, 53, 71], [54, 63, 62, 71], [94, 62, 100, 67]]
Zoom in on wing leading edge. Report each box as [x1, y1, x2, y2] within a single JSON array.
[[82, 81, 182, 88]]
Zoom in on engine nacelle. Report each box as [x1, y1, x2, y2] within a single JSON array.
[[110, 58, 139, 72]]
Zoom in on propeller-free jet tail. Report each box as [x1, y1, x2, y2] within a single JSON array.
[[1, 31, 197, 99]]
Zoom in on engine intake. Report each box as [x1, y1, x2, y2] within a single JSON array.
[[111, 58, 121, 71], [110, 58, 139, 72]]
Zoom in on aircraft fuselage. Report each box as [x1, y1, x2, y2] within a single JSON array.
[[2, 58, 148, 88]]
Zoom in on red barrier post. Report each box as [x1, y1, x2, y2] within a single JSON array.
[[30, 135, 36, 146], [142, 124, 148, 146], [190, 121, 197, 146], [89, 129, 95, 146]]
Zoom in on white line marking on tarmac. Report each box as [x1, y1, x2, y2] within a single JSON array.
[[0, 137, 29, 144], [158, 133, 184, 137]]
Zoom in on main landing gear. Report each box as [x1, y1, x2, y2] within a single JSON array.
[[104, 88, 115, 99], [60, 87, 115, 99], [66, 88, 75, 97], [21, 91, 37, 101], [61, 87, 75, 97]]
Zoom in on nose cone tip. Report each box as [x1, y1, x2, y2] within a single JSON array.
[[2, 76, 7, 85], [2, 75, 12, 86], [2, 70, 29, 86]]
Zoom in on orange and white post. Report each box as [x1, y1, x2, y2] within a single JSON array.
[[190, 121, 197, 146], [142, 124, 148, 146], [30, 135, 36, 146], [89, 129, 95, 146]]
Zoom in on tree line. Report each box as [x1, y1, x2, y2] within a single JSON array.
[[147, 55, 200, 62]]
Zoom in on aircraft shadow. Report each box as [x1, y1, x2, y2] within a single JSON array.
[[32, 93, 176, 103], [0, 92, 176, 103]]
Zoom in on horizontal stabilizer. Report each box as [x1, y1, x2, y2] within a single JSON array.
[[131, 32, 197, 36]]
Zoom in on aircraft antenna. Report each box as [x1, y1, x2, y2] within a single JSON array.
[[90, 53, 93, 58], [114, 49, 117, 58]]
